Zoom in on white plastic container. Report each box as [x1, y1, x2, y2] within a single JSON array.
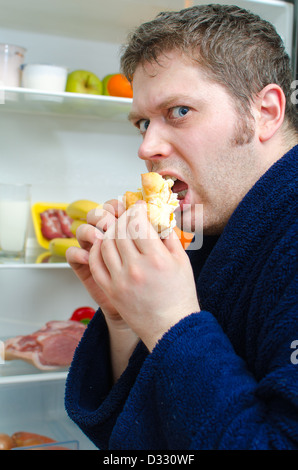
[[22, 64, 68, 92], [0, 44, 26, 87]]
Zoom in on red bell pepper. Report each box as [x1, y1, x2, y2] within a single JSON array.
[[70, 306, 96, 324]]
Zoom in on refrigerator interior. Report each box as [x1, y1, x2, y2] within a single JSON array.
[[0, 0, 295, 450]]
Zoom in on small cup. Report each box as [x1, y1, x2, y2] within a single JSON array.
[[0, 183, 31, 258], [0, 44, 26, 87]]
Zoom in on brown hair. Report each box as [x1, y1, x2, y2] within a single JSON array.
[[120, 4, 298, 131]]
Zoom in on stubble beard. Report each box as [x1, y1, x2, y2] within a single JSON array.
[[178, 112, 256, 236]]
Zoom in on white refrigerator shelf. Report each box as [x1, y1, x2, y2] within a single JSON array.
[[0, 86, 132, 120]]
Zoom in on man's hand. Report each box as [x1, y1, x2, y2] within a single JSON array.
[[89, 201, 200, 351], [66, 200, 127, 324], [66, 199, 139, 382]]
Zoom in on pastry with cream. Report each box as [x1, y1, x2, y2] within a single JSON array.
[[123, 172, 179, 238]]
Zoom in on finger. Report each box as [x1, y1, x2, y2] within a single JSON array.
[[87, 203, 115, 225], [103, 199, 126, 218], [162, 228, 186, 256], [101, 236, 123, 276], [88, 200, 126, 232], [126, 202, 160, 255], [76, 223, 100, 251], [88, 199, 126, 226], [95, 209, 118, 233], [112, 207, 142, 262], [66, 246, 89, 268], [86, 207, 101, 225], [66, 246, 94, 286], [89, 238, 112, 288]]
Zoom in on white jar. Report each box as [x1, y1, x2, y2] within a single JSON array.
[[0, 44, 26, 87], [22, 64, 68, 92]]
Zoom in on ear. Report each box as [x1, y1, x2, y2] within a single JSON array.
[[255, 84, 286, 142]]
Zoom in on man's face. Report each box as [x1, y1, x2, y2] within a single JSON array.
[[129, 51, 260, 234]]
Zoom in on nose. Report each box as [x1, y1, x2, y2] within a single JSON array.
[[138, 121, 172, 163]]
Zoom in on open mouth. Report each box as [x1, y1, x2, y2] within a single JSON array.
[[164, 175, 188, 200]]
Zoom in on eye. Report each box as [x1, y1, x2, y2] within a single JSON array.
[[170, 106, 190, 118], [138, 119, 150, 133]]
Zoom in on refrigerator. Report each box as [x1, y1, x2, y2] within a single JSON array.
[[0, 0, 296, 450]]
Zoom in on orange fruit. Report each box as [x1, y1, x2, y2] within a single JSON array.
[[107, 74, 133, 98]]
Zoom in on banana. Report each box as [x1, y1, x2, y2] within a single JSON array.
[[49, 237, 80, 258], [70, 219, 86, 236], [66, 199, 101, 220]]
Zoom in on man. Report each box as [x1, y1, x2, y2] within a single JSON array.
[[65, 4, 298, 449]]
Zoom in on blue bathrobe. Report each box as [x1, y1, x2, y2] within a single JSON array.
[[65, 145, 298, 450]]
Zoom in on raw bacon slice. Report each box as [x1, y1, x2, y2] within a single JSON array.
[[4, 320, 86, 370]]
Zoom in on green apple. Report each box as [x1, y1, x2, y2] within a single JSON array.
[[102, 73, 115, 95], [65, 70, 103, 95]]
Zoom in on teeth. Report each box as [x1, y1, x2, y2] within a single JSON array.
[[178, 189, 187, 198], [163, 175, 177, 181]]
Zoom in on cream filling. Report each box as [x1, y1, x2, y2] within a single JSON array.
[[142, 178, 179, 209], [143, 177, 179, 238]]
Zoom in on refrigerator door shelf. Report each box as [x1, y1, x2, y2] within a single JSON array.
[[12, 439, 79, 450], [0, 361, 68, 385], [0, 379, 97, 450]]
